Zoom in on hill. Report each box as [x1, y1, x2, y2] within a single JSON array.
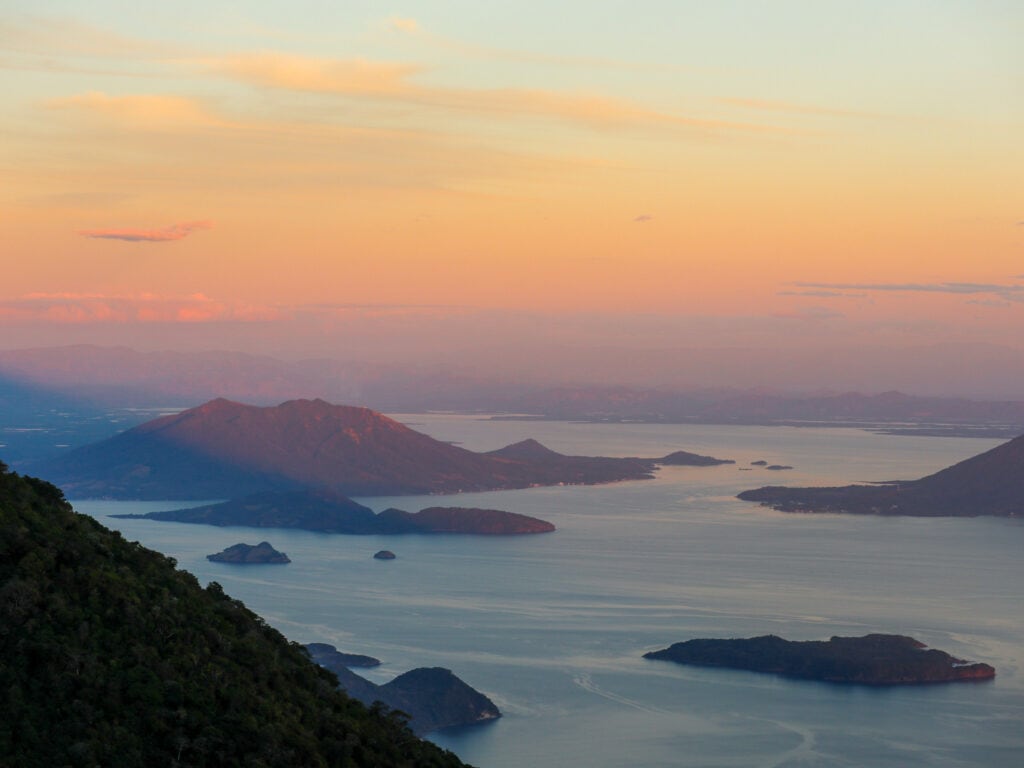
[[305, 646, 500, 735], [0, 461, 470, 767], [738, 433, 1024, 516], [33, 398, 675, 499]]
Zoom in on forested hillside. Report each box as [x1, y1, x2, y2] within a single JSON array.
[[0, 461, 470, 768]]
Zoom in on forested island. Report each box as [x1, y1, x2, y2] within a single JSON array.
[[644, 634, 995, 685]]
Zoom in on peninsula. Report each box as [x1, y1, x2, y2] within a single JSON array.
[[304, 643, 500, 735], [738, 432, 1024, 516], [644, 634, 995, 685]]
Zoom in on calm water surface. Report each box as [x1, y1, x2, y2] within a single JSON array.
[[76, 419, 1024, 767]]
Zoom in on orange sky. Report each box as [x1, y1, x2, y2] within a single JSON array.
[[2, 4, 1023, 375]]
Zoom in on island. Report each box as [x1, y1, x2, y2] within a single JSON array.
[[34, 397, 732, 499], [373, 550, 397, 560], [658, 450, 735, 467], [644, 633, 995, 685], [206, 541, 290, 564], [113, 491, 557, 535], [303, 644, 500, 734], [738, 432, 1024, 516], [376, 506, 556, 535], [115, 490, 382, 533]]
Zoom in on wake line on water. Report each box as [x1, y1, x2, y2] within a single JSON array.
[[751, 717, 818, 768], [571, 672, 670, 715]]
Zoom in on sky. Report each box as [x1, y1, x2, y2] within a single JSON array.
[[1, 1, 1023, 392]]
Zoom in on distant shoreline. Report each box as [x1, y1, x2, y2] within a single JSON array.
[[487, 414, 1018, 439]]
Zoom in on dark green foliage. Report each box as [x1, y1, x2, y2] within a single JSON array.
[[0, 464, 471, 768]]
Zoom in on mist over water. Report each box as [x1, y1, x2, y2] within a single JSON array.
[[77, 418, 1024, 767]]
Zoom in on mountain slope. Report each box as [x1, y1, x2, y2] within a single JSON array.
[[0, 461, 470, 767], [34, 398, 663, 499], [738, 433, 1024, 516]]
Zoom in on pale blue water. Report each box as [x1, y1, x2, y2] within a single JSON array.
[[75, 419, 1024, 767]]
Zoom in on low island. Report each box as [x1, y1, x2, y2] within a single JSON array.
[[657, 450, 735, 467], [644, 633, 995, 685], [206, 541, 290, 564], [113, 490, 557, 535]]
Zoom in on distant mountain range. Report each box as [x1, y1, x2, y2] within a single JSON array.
[[4, 345, 1024, 440], [35, 398, 726, 499], [738, 433, 1024, 516]]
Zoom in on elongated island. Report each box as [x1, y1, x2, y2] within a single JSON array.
[[644, 634, 995, 685]]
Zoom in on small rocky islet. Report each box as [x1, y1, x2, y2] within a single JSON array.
[[206, 541, 290, 564]]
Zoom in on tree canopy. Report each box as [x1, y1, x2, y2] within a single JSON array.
[[0, 463, 471, 767]]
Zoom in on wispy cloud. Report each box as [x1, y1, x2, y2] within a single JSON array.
[[78, 221, 212, 242], [387, 16, 420, 34], [204, 52, 785, 135], [778, 289, 866, 298], [792, 281, 1024, 303], [1, 292, 277, 323], [633, 214, 653, 223], [49, 92, 223, 128]]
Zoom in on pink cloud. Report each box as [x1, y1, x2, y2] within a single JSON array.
[[77, 220, 212, 242], [0, 293, 279, 324]]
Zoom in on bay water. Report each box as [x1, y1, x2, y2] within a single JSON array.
[[76, 417, 1024, 767]]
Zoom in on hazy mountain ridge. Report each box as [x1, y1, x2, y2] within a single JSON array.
[[34, 398, 668, 499], [5, 345, 1024, 430]]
